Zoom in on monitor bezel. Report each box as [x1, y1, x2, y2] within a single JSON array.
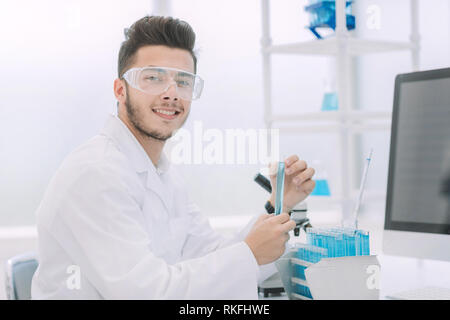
[[384, 67, 450, 235]]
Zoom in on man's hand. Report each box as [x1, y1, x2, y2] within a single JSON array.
[[269, 155, 316, 212], [244, 213, 296, 265]]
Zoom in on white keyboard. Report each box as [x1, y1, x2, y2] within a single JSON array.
[[386, 286, 450, 300]]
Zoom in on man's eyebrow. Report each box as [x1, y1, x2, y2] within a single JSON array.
[[145, 65, 193, 75], [177, 72, 194, 78], [145, 65, 166, 72]]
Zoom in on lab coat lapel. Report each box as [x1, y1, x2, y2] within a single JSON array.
[[144, 163, 172, 214], [100, 114, 172, 213]]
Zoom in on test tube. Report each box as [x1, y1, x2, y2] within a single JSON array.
[[306, 228, 314, 246], [362, 230, 370, 255], [309, 228, 316, 247], [312, 246, 317, 262], [349, 230, 356, 256], [320, 230, 326, 249], [328, 231, 338, 258], [336, 232, 344, 257], [312, 229, 317, 247], [323, 231, 331, 257], [304, 245, 310, 262], [305, 227, 370, 258], [355, 230, 362, 256], [319, 246, 327, 262], [294, 243, 306, 261], [344, 232, 349, 257], [354, 229, 370, 256], [309, 246, 315, 263], [316, 230, 322, 248], [348, 228, 358, 256]]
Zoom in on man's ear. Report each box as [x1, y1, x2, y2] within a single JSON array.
[[114, 78, 127, 105]]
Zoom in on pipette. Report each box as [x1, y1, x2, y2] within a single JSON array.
[[275, 161, 285, 215], [352, 149, 373, 229]]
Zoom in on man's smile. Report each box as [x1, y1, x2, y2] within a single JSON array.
[[152, 107, 182, 120]]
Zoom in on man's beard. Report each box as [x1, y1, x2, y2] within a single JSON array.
[[124, 93, 187, 142]]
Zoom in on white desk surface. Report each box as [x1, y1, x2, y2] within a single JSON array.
[[258, 211, 450, 300]]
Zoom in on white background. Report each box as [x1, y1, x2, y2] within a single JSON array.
[[0, 0, 449, 299], [1, 0, 449, 226]]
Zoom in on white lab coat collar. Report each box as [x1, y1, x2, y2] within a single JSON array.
[[100, 114, 170, 174], [100, 114, 172, 211]]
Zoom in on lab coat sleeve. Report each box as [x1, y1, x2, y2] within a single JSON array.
[[180, 201, 241, 259], [181, 202, 278, 284], [233, 214, 281, 284], [54, 162, 259, 299]]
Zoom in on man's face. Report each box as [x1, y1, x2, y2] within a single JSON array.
[[118, 45, 194, 141]]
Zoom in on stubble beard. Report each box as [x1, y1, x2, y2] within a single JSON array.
[[124, 92, 188, 142]]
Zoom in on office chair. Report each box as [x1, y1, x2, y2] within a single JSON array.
[[5, 252, 39, 300]]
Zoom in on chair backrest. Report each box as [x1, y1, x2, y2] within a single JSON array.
[[5, 252, 39, 300]]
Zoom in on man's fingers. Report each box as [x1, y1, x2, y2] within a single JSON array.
[[284, 155, 299, 167], [269, 155, 306, 177], [280, 219, 296, 233], [259, 213, 273, 220], [255, 213, 272, 225], [293, 167, 315, 185], [297, 179, 316, 193], [267, 212, 290, 224], [285, 159, 307, 175]]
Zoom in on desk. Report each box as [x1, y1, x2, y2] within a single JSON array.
[[258, 253, 450, 300], [213, 211, 450, 300], [379, 254, 450, 299]]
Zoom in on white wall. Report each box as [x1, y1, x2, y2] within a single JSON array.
[[166, 0, 450, 221], [170, 0, 336, 218], [354, 0, 450, 217], [0, 0, 157, 225], [0, 0, 449, 227]]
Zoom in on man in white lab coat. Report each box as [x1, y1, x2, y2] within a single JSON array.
[[31, 16, 316, 299]]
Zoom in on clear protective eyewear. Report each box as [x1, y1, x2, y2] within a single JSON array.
[[122, 66, 204, 101]]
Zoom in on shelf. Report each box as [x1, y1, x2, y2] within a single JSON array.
[[270, 110, 392, 123], [349, 122, 391, 133], [260, 0, 419, 213], [264, 37, 416, 56]]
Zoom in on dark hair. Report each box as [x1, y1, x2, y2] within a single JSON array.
[[118, 15, 197, 78]]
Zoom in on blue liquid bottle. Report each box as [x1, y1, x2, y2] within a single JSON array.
[[310, 160, 331, 196], [321, 79, 338, 111], [322, 92, 338, 111]]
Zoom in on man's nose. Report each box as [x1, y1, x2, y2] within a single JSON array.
[[161, 81, 179, 101]]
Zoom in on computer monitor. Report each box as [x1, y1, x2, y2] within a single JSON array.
[[383, 67, 450, 262]]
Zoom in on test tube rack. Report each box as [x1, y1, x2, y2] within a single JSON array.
[[290, 227, 370, 300]]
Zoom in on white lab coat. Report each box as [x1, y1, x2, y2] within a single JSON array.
[[31, 114, 277, 300]]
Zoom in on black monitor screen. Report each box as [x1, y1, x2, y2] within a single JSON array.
[[385, 68, 450, 234]]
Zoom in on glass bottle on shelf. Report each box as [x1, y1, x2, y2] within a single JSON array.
[[310, 160, 331, 196], [321, 78, 338, 111]]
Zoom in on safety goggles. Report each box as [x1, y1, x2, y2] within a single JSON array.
[[122, 66, 204, 101]]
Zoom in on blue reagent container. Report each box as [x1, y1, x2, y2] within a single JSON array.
[[310, 179, 331, 196], [304, 0, 356, 39], [321, 92, 339, 111]]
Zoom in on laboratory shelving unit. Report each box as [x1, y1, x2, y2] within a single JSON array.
[[260, 0, 420, 218]]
